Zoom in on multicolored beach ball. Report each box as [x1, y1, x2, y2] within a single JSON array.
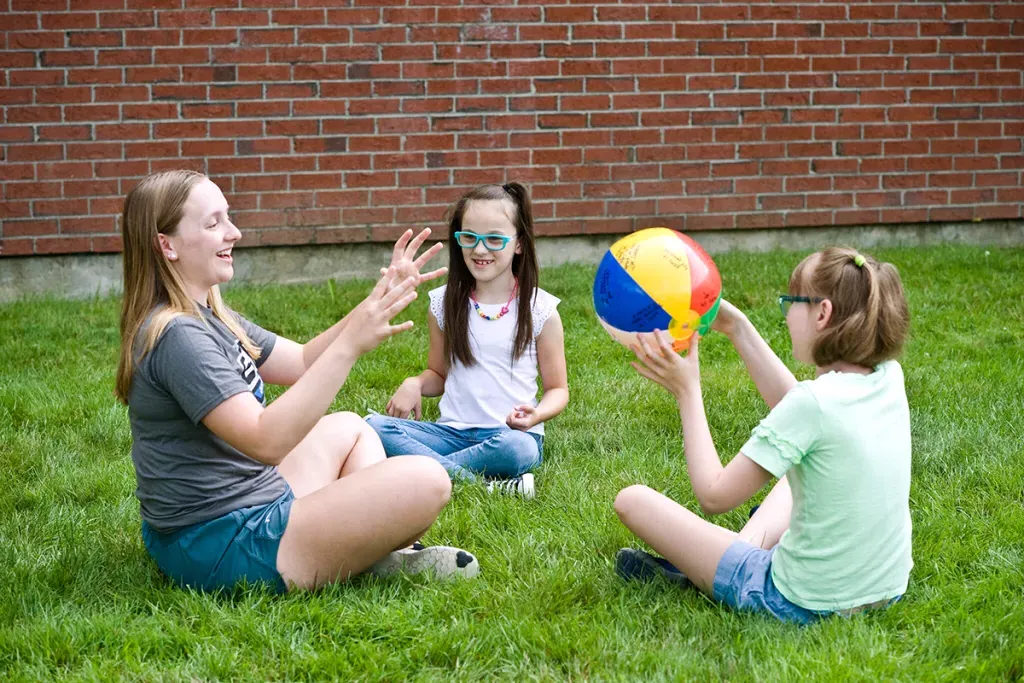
[[593, 228, 722, 352]]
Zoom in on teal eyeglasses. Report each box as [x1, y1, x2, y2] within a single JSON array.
[[778, 295, 825, 316], [454, 231, 516, 251]]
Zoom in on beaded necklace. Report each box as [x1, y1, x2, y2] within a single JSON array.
[[470, 279, 518, 321]]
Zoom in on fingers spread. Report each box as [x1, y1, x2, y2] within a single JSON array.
[[419, 266, 448, 284], [389, 320, 415, 336], [392, 229, 413, 259], [631, 361, 657, 382], [372, 266, 398, 298], [385, 289, 418, 318], [379, 275, 417, 309], [405, 228, 430, 259], [413, 241, 444, 268], [655, 330, 675, 355], [638, 333, 668, 369], [687, 334, 701, 357]]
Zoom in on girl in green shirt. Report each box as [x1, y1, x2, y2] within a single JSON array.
[[614, 247, 912, 624]]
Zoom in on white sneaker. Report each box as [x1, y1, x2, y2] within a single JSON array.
[[486, 473, 535, 500], [367, 545, 480, 580]]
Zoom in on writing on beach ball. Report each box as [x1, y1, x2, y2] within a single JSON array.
[[593, 228, 722, 352]]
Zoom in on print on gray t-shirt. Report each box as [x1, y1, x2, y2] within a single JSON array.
[[128, 306, 288, 533]]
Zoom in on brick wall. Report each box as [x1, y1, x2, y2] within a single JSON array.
[[1, 1, 1022, 257]]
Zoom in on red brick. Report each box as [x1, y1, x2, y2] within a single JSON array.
[[60, 216, 115, 234], [184, 29, 239, 46], [345, 207, 395, 225], [182, 103, 234, 118], [7, 181, 61, 200], [65, 179, 121, 197], [311, 227, 367, 244], [281, 210, 338, 228], [257, 228, 314, 245], [3, 219, 58, 238], [30, 236, 90, 254], [0, 52, 35, 69]]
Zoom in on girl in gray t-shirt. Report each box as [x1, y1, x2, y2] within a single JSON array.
[[117, 170, 480, 592]]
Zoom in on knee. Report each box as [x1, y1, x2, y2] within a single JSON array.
[[614, 484, 654, 523], [325, 411, 364, 431], [404, 456, 452, 511], [364, 413, 389, 433], [325, 411, 378, 441], [500, 430, 540, 464]]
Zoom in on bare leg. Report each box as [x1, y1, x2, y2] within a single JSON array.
[[276, 456, 452, 591], [737, 477, 792, 550], [276, 411, 385, 498], [614, 485, 737, 596]]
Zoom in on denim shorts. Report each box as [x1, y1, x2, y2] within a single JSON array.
[[141, 487, 294, 594], [713, 540, 902, 626]]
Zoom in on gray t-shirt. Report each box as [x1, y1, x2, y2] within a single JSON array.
[[128, 305, 287, 533]]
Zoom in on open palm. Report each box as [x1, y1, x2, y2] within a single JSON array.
[[383, 228, 447, 288]]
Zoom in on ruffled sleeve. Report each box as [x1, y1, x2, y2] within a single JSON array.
[[740, 383, 822, 478], [531, 288, 561, 339], [428, 285, 446, 330]]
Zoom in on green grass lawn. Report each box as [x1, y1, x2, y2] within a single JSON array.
[[1, 246, 1022, 681]]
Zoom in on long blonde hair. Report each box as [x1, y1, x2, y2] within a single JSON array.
[[115, 170, 260, 404]]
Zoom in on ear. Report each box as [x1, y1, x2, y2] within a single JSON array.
[[157, 233, 178, 261], [816, 298, 833, 330]]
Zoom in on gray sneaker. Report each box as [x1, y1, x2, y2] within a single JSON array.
[[486, 473, 535, 499], [367, 545, 480, 580]]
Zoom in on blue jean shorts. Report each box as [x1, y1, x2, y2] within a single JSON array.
[[141, 487, 295, 594], [712, 541, 824, 625], [713, 541, 902, 625]]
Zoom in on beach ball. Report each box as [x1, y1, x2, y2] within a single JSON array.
[[593, 228, 721, 352]]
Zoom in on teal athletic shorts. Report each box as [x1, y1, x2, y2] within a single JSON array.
[[141, 486, 295, 594]]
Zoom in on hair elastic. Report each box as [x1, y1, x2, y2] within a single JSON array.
[[853, 254, 866, 268], [501, 183, 512, 194]]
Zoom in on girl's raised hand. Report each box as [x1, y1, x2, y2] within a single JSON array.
[[338, 267, 418, 356], [710, 299, 745, 339], [381, 228, 448, 290], [631, 330, 702, 402]]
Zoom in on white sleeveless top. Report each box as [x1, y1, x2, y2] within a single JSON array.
[[429, 285, 560, 436]]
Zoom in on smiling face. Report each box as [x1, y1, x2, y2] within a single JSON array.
[[459, 199, 521, 285], [158, 178, 241, 304]]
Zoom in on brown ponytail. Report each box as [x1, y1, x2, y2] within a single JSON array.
[[789, 247, 910, 368]]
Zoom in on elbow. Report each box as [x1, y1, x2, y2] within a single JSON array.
[[249, 444, 286, 467], [247, 426, 288, 466], [696, 491, 734, 517], [698, 502, 726, 517]]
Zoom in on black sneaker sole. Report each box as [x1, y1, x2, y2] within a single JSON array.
[[615, 549, 691, 588]]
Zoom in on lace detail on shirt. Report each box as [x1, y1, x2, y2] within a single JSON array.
[[531, 290, 560, 339], [749, 422, 806, 467], [428, 286, 446, 331]]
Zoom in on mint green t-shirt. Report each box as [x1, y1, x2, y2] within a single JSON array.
[[740, 360, 913, 612]]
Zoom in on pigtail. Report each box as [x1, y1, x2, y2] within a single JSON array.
[[503, 182, 538, 361]]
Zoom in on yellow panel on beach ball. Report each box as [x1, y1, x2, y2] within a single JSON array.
[[609, 227, 692, 321]]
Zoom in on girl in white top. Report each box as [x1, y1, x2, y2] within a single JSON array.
[[367, 183, 569, 495]]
